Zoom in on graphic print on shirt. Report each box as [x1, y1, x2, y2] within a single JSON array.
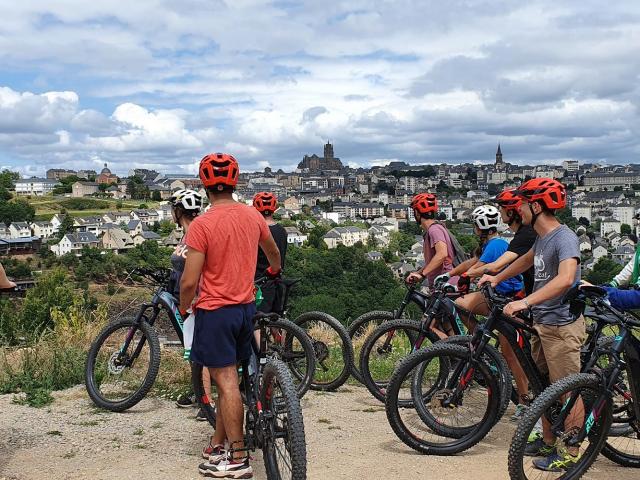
[[173, 243, 188, 259], [534, 253, 548, 282]]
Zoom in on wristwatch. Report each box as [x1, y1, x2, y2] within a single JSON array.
[[522, 299, 531, 309]]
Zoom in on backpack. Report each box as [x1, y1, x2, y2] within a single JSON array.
[[425, 221, 469, 267]]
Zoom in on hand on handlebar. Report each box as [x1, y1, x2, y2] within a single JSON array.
[[503, 299, 529, 317], [265, 266, 282, 279], [478, 274, 499, 288], [405, 271, 424, 285]]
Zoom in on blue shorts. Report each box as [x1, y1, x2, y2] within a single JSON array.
[[190, 303, 256, 368]]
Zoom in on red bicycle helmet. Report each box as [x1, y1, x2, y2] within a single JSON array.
[[411, 193, 438, 214], [494, 188, 522, 211], [514, 177, 566, 210], [253, 192, 278, 214], [199, 153, 239, 189]]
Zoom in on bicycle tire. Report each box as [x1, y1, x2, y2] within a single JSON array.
[[359, 319, 439, 404], [443, 335, 513, 425], [85, 317, 160, 412], [348, 310, 395, 383], [385, 343, 501, 455], [191, 362, 216, 429], [266, 318, 316, 398], [261, 359, 307, 480], [507, 373, 612, 480], [293, 311, 354, 391]]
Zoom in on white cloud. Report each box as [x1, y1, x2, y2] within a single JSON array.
[[0, 1, 639, 173]]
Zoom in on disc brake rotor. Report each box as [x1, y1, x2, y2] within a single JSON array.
[[430, 389, 458, 416], [107, 351, 127, 375]]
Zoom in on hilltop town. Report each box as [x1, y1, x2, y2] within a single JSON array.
[[4, 143, 640, 279]]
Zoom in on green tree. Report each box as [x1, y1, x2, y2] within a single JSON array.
[[151, 190, 162, 201], [621, 223, 632, 235], [0, 199, 36, 226], [306, 225, 330, 249], [57, 214, 75, 239], [555, 208, 578, 230], [387, 231, 416, 254], [0, 170, 19, 189], [585, 258, 623, 285], [0, 186, 12, 201]]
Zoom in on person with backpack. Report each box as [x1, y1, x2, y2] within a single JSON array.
[[405, 193, 462, 287], [479, 178, 583, 472], [436, 205, 524, 333]]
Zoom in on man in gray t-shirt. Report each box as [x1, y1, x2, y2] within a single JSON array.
[[479, 178, 585, 469], [531, 224, 581, 325]]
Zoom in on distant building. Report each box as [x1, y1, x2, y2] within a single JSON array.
[[323, 226, 368, 249], [495, 144, 505, 171], [298, 142, 343, 172], [46, 168, 76, 180], [72, 181, 100, 197], [97, 163, 118, 184], [284, 227, 308, 246], [51, 232, 99, 256], [15, 177, 59, 196]]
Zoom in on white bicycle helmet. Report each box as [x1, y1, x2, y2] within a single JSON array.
[[169, 189, 203, 212], [472, 205, 500, 231]]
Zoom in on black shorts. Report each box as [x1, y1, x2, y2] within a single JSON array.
[[189, 303, 256, 368]]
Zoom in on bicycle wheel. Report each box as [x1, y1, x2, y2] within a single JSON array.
[[359, 319, 439, 404], [85, 317, 160, 412], [442, 335, 513, 425], [264, 319, 316, 398], [508, 373, 612, 480], [191, 362, 217, 429], [348, 310, 395, 384], [293, 311, 353, 391], [261, 359, 307, 480], [385, 344, 501, 455]]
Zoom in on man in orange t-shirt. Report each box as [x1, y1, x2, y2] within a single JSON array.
[[180, 153, 281, 479]]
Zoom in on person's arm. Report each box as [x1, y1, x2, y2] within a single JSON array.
[[469, 251, 518, 279], [465, 259, 490, 278], [602, 286, 640, 310], [504, 258, 577, 316], [259, 234, 282, 273], [0, 263, 16, 289], [446, 255, 479, 278], [611, 258, 634, 287], [179, 247, 205, 314], [479, 249, 535, 287]]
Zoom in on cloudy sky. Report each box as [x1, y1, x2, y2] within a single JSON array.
[[1, 1, 639, 176]]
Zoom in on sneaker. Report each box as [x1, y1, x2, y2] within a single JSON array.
[[511, 404, 527, 422], [199, 458, 253, 478], [524, 437, 556, 457], [196, 408, 208, 422], [532, 451, 581, 472], [202, 441, 226, 463], [176, 393, 196, 408]]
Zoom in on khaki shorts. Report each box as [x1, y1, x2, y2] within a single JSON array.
[[530, 316, 586, 383]]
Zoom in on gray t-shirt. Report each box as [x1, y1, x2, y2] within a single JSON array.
[[531, 224, 580, 326]]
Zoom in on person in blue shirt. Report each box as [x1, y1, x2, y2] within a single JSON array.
[[580, 280, 640, 310], [436, 205, 524, 333]]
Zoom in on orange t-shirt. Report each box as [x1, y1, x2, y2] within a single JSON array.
[[185, 202, 271, 311]]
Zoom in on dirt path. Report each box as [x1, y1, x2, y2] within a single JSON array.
[[0, 385, 637, 480]]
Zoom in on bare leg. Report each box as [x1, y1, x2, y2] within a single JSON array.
[[209, 365, 245, 460], [0, 263, 16, 289], [498, 335, 529, 401]]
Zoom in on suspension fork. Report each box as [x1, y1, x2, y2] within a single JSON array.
[[121, 305, 157, 365], [445, 325, 491, 404]]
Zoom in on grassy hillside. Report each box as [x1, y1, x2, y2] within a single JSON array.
[[27, 196, 161, 219]]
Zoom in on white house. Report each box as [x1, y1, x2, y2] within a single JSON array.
[[611, 204, 635, 227], [126, 220, 145, 236], [323, 226, 368, 249], [50, 232, 99, 256], [578, 234, 592, 252], [15, 177, 59, 196], [284, 227, 308, 246], [571, 204, 592, 223], [132, 230, 162, 246], [592, 245, 608, 261], [8, 222, 31, 238], [73, 216, 104, 234], [601, 218, 622, 237], [30, 221, 56, 239], [50, 214, 63, 233]]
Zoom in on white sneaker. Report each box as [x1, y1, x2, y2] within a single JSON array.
[[198, 458, 253, 478]]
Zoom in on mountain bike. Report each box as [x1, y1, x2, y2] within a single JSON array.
[[349, 282, 453, 384], [270, 277, 354, 391], [85, 269, 315, 412], [192, 312, 307, 480], [385, 284, 617, 455], [357, 285, 474, 404], [508, 284, 640, 479]]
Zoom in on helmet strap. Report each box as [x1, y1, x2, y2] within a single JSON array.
[[529, 203, 539, 227]]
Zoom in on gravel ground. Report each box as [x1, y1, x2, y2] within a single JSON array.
[[0, 384, 637, 480]]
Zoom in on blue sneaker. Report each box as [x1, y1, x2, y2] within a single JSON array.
[[524, 437, 556, 457], [532, 451, 581, 472]]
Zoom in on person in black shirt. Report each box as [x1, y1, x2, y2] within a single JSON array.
[[480, 188, 538, 420], [253, 192, 288, 313]]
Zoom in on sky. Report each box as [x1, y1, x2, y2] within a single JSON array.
[[1, 1, 639, 176]]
